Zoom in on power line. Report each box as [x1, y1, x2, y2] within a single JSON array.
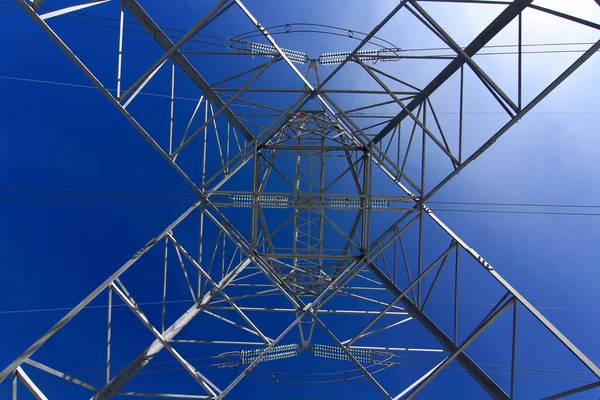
[[0, 197, 599, 216], [0, 299, 194, 315], [1, 187, 600, 208], [2, 296, 600, 316], [428, 200, 600, 209], [0, 188, 599, 216]]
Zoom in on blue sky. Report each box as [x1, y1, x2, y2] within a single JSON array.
[[1, 0, 600, 399]]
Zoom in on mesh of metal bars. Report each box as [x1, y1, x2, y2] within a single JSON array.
[[1, 0, 600, 399]]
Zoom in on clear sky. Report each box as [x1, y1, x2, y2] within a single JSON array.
[[0, 0, 599, 399]]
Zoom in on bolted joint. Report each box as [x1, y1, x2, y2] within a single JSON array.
[[302, 302, 313, 313]]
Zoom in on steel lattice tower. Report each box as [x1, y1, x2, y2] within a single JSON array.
[[2, 0, 600, 398]]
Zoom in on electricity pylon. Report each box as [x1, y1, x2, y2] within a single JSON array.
[[2, 0, 600, 398]]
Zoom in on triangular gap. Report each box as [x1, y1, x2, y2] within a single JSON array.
[[105, 304, 222, 397], [122, 59, 209, 160], [254, 149, 300, 194], [348, 60, 459, 189], [315, 290, 405, 349], [164, 235, 199, 304], [142, 0, 232, 45], [406, 1, 521, 115], [13, 363, 95, 399], [365, 219, 416, 305], [167, 204, 255, 294], [421, 69, 462, 169], [319, 210, 363, 261], [362, 62, 423, 94], [533, 0, 600, 24], [467, 15, 520, 111], [517, 5, 600, 108], [378, 212, 455, 310], [407, 234, 455, 314], [310, 103, 418, 198], [174, 0, 308, 91], [110, 233, 200, 334], [414, 359, 497, 400], [44, 0, 161, 92], [412, 245, 460, 342], [268, 111, 362, 149], [134, 252, 284, 352], [218, 87, 305, 138], [199, 294, 273, 345], [370, 208, 419, 289], [168, 227, 237, 302], [380, 102, 425, 189], [393, 292, 515, 399], [19, 284, 138, 394], [388, 213, 452, 304], [507, 308, 600, 399], [435, 245, 507, 347], [421, 134, 458, 195], [204, 3, 315, 79], [323, 90, 400, 141], [371, 4, 457, 89], [108, 276, 169, 341], [173, 101, 254, 185], [458, 64, 514, 159], [99, 283, 208, 395], [454, 300, 515, 397], [173, 215, 258, 288], [421, 98, 464, 194], [119, 6, 258, 159], [303, 315, 394, 399], [203, 139, 255, 193], [465, 298, 600, 400], [257, 208, 299, 255], [402, 1, 510, 54], [124, 71, 175, 156], [324, 65, 421, 196], [309, 290, 451, 398], [196, 280, 301, 345], [322, 152, 364, 195]]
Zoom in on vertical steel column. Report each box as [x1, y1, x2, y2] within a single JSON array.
[[106, 286, 112, 384], [251, 143, 260, 248], [418, 100, 427, 307], [458, 66, 464, 164], [517, 12, 523, 110], [454, 246, 459, 343], [510, 301, 518, 398], [12, 370, 16, 400], [116, 3, 124, 100], [169, 58, 175, 154], [162, 236, 168, 333]]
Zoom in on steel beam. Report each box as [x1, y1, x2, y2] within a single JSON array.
[[120, 0, 254, 142], [372, 0, 533, 144], [92, 258, 251, 400], [367, 261, 509, 399], [15, 367, 47, 400]]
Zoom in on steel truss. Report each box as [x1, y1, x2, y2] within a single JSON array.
[[2, 0, 600, 398]]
